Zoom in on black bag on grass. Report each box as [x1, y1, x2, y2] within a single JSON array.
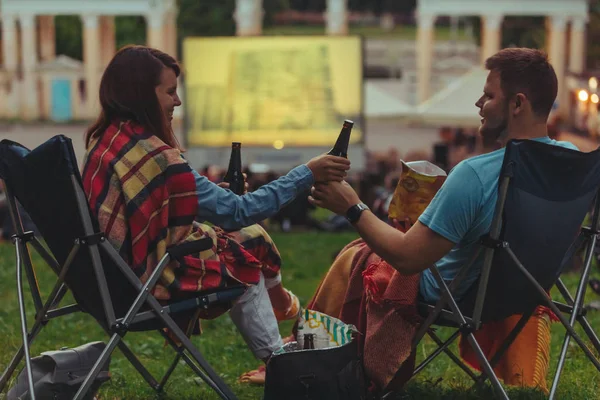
[[263, 339, 367, 400], [7, 341, 111, 400]]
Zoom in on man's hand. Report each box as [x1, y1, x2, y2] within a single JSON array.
[[306, 155, 351, 182], [218, 173, 249, 194], [308, 181, 361, 215]]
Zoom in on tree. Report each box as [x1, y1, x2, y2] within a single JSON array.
[[587, 0, 600, 70], [55, 16, 83, 60]]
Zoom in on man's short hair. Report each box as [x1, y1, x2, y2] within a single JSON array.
[[485, 48, 558, 118]]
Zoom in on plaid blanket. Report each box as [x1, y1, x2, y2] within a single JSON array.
[[305, 238, 555, 393], [303, 238, 422, 392], [82, 120, 279, 306]]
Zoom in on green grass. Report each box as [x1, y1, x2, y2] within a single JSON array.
[[0, 234, 599, 399], [263, 25, 472, 41]]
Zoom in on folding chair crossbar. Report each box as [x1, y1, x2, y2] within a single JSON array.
[[413, 330, 463, 376]]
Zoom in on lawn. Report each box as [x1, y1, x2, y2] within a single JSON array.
[[0, 232, 599, 399]]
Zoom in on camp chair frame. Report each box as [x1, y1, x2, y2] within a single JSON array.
[[0, 138, 245, 400], [384, 140, 600, 400]]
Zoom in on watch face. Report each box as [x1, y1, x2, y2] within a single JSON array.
[[347, 203, 368, 223]]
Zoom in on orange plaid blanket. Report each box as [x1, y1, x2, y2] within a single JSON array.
[[306, 239, 554, 393]]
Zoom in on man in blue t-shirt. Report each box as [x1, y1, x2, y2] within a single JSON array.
[[310, 48, 578, 302]]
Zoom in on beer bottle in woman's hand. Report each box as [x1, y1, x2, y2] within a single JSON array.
[[223, 142, 244, 195]]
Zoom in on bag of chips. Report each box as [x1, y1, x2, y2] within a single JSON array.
[[388, 161, 447, 227]]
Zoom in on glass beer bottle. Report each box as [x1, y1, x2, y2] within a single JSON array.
[[327, 119, 354, 158], [223, 142, 244, 195]]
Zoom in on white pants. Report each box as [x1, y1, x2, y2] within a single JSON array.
[[228, 273, 283, 359]]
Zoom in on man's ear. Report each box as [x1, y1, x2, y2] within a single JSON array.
[[514, 93, 526, 113]]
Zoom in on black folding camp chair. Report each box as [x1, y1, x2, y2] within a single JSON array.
[[384, 139, 600, 399], [0, 135, 246, 400]]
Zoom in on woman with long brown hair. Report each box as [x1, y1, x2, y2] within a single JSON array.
[[82, 45, 350, 371]]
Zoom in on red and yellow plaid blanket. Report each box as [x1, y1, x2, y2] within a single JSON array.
[[82, 120, 280, 309]]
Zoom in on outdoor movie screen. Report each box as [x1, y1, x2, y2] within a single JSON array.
[[183, 36, 363, 147]]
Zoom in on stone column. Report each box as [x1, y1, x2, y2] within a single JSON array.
[[100, 16, 116, 67], [234, 0, 263, 36], [38, 16, 55, 62], [164, 11, 178, 58], [1, 14, 19, 118], [416, 13, 436, 104], [481, 14, 503, 63], [20, 13, 40, 120], [82, 14, 101, 119], [569, 16, 586, 75], [548, 15, 568, 116], [146, 13, 164, 50], [326, 0, 348, 35]]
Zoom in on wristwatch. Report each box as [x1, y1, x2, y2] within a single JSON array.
[[346, 203, 369, 224]]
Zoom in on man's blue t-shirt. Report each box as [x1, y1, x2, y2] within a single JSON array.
[[418, 137, 579, 303]]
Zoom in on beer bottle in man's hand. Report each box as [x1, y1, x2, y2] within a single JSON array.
[[223, 142, 244, 195], [327, 119, 353, 158]]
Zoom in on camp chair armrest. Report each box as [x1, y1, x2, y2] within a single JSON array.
[[166, 237, 214, 260]]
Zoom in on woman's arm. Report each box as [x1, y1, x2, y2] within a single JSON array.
[[193, 166, 313, 231], [193, 154, 350, 230]]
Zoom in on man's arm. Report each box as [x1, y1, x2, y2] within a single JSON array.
[[310, 181, 456, 275], [353, 210, 455, 275]]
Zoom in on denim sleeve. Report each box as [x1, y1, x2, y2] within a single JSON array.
[[192, 165, 314, 231], [418, 161, 483, 244]]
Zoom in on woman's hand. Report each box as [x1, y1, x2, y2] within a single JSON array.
[[306, 155, 351, 183], [218, 173, 249, 194]]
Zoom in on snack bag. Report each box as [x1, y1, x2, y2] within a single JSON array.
[[295, 308, 358, 350], [388, 160, 447, 225]]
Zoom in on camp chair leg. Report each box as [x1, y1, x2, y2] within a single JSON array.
[[0, 321, 43, 393], [577, 315, 600, 353], [413, 330, 461, 376], [556, 278, 600, 353], [412, 308, 441, 349], [158, 328, 235, 399], [7, 196, 44, 314], [116, 341, 160, 389], [157, 309, 202, 391], [425, 330, 478, 380], [14, 238, 37, 400], [157, 351, 181, 391], [73, 333, 122, 400], [0, 275, 75, 394], [465, 333, 509, 400]]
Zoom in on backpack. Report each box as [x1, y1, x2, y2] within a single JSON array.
[[7, 341, 111, 400]]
